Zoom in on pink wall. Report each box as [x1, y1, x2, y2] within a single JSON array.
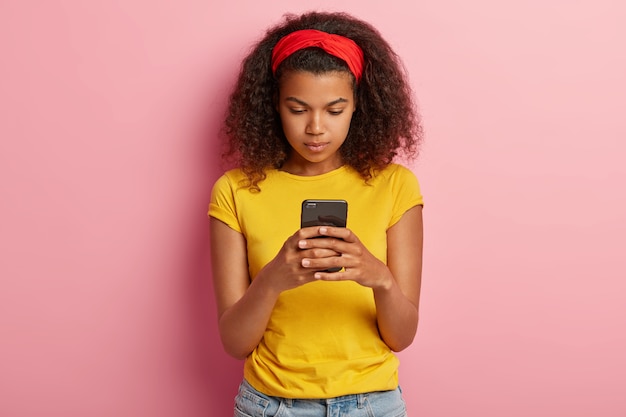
[[1, 1, 624, 416]]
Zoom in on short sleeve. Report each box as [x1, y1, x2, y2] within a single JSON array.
[[388, 165, 423, 228], [208, 173, 242, 233]]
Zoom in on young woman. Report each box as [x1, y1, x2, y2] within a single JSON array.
[[209, 11, 424, 417]]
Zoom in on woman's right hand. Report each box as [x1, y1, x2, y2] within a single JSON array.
[[211, 219, 342, 359], [258, 226, 342, 294]]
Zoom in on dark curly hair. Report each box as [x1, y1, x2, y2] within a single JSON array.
[[223, 11, 422, 190]]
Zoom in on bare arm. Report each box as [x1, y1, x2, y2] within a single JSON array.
[[210, 218, 277, 359], [210, 218, 341, 359], [373, 205, 423, 351], [298, 205, 423, 351]]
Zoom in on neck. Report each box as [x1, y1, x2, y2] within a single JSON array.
[[280, 157, 344, 176]]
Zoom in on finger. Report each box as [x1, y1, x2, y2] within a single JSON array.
[[297, 226, 330, 239], [298, 247, 340, 258], [313, 268, 349, 281], [298, 237, 346, 252], [301, 255, 344, 270], [317, 226, 356, 242]]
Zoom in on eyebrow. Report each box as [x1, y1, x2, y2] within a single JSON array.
[[285, 97, 349, 107]]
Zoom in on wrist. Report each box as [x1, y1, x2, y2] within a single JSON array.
[[251, 269, 283, 300], [373, 270, 395, 292]]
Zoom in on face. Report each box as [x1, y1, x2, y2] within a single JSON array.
[[277, 70, 356, 176]]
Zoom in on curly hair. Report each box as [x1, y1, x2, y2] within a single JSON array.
[[223, 11, 422, 190]]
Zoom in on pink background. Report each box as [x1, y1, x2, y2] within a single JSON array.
[[1, 0, 624, 416]]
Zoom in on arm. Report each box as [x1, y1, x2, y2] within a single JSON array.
[[210, 218, 342, 359], [373, 205, 423, 351], [298, 205, 423, 351], [210, 218, 278, 359]]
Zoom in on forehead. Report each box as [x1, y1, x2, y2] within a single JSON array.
[[278, 71, 355, 102]]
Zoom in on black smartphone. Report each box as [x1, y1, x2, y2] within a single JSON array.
[[301, 199, 348, 273], [301, 199, 348, 229]]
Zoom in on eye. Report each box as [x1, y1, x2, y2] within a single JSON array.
[[328, 109, 344, 116], [289, 108, 306, 114]]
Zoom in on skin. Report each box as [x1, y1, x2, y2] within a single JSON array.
[[277, 70, 356, 176], [211, 70, 424, 359]]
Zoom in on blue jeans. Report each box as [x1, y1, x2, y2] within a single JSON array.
[[234, 379, 408, 417]]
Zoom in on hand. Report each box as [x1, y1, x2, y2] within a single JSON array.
[[298, 226, 393, 290], [258, 226, 342, 294]]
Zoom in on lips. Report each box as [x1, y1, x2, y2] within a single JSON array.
[[305, 142, 329, 152]]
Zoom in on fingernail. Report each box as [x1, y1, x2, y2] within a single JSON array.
[[314, 273, 322, 279], [302, 259, 310, 267], [298, 240, 307, 248], [319, 227, 327, 234]]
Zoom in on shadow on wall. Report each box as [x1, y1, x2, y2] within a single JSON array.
[[183, 70, 243, 415], [186, 232, 242, 415]]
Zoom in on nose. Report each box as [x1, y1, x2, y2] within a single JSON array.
[[305, 112, 324, 135]]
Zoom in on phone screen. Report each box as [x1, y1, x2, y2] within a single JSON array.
[[301, 199, 348, 228]]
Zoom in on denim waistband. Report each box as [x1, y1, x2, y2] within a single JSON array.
[[241, 378, 378, 408]]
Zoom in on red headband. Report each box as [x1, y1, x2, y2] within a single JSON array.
[[271, 29, 365, 82]]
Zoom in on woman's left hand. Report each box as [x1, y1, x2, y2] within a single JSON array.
[[298, 226, 393, 290], [300, 206, 423, 352]]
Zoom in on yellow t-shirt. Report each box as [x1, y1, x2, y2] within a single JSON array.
[[209, 164, 423, 398]]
